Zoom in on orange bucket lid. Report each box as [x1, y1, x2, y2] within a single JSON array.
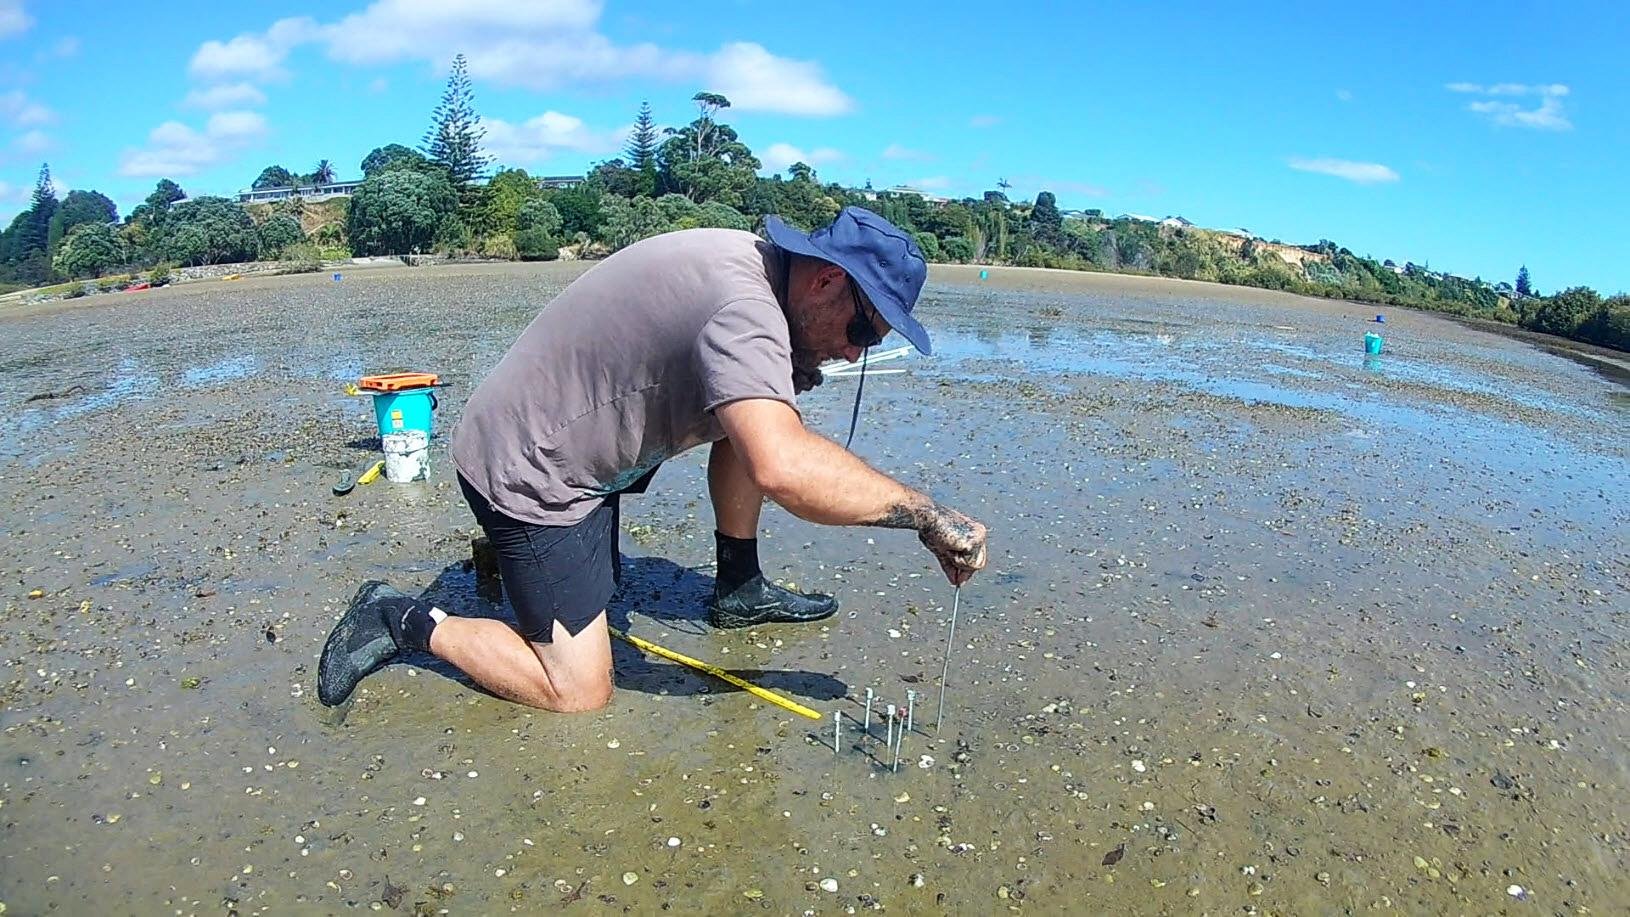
[[359, 371, 440, 392]]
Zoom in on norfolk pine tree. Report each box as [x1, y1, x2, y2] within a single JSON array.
[[422, 54, 494, 205], [625, 101, 659, 197]]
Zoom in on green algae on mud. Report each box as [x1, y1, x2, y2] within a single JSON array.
[[0, 263, 1625, 915]]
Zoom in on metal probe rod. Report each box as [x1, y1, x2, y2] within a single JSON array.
[[935, 585, 962, 733]]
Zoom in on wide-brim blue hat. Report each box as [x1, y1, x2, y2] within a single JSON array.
[[764, 206, 931, 355]]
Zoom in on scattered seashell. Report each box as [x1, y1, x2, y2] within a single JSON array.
[[820, 878, 838, 892], [623, 872, 639, 886]]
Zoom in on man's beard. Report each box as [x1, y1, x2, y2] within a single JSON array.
[[787, 317, 824, 393], [791, 349, 824, 393]]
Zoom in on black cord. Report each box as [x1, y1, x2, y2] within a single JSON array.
[[843, 345, 867, 449]]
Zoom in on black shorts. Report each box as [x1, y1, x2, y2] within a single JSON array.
[[458, 473, 621, 643]]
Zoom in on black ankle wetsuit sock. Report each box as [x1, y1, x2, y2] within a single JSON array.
[[383, 597, 443, 652], [714, 531, 762, 593]]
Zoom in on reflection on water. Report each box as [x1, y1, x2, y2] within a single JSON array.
[[182, 354, 256, 386], [925, 322, 1616, 428]]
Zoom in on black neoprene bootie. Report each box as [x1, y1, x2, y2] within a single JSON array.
[[317, 581, 410, 705], [707, 575, 839, 629]]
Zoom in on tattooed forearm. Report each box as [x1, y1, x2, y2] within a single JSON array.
[[872, 500, 933, 531]]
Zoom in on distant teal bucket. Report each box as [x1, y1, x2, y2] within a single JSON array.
[[370, 387, 437, 438], [1364, 332, 1384, 355]]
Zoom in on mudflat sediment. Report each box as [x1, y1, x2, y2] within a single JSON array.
[[1, 262, 1625, 915]]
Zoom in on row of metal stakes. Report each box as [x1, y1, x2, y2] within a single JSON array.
[[832, 585, 962, 772], [832, 686, 918, 771]]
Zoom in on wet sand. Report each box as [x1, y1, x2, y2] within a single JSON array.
[[2, 262, 1626, 915]]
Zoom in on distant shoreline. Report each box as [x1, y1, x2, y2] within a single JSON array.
[[5, 258, 1624, 387]]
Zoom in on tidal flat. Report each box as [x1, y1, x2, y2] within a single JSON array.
[[1, 261, 1625, 915]]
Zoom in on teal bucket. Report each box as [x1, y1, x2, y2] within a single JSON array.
[[1364, 332, 1384, 355], [371, 387, 437, 438]]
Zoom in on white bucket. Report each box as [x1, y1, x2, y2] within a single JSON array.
[[382, 429, 430, 483]]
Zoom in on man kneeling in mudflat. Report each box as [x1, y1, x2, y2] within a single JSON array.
[[318, 207, 988, 712]]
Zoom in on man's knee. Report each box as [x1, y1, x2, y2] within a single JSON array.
[[553, 679, 613, 714]]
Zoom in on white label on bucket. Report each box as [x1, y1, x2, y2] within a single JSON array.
[[391, 409, 404, 430]]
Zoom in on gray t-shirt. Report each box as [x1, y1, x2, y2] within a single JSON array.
[[451, 228, 799, 526]]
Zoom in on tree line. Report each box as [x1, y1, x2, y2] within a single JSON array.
[[1, 55, 1623, 352]]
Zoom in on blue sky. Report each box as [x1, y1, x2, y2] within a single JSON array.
[[2, 0, 1623, 293]]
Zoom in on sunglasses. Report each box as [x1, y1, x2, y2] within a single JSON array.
[[847, 279, 886, 349]]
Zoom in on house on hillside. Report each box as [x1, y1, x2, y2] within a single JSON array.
[[1159, 216, 1193, 228], [537, 175, 585, 190], [882, 185, 951, 204], [1117, 213, 1159, 223], [236, 181, 364, 204]]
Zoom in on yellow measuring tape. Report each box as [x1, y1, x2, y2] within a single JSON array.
[[356, 460, 385, 485], [609, 627, 822, 720]]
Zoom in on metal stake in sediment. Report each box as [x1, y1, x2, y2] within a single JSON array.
[[864, 687, 874, 737], [833, 710, 841, 754], [884, 704, 896, 764], [905, 689, 916, 736], [936, 586, 962, 733], [892, 712, 904, 772]]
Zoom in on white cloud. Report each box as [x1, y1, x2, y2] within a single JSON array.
[[1467, 97, 1571, 130], [322, 0, 602, 63], [1288, 157, 1400, 185], [0, 89, 52, 126], [484, 111, 625, 165], [911, 176, 951, 190], [187, 1, 851, 117], [182, 82, 268, 111], [1447, 82, 1572, 130], [366, 77, 388, 93], [882, 143, 933, 161], [1450, 82, 1568, 96], [759, 142, 845, 173], [703, 42, 851, 115], [189, 16, 318, 83], [1336, 89, 1352, 101], [118, 111, 270, 178], [969, 114, 1002, 128], [13, 129, 49, 154], [52, 35, 77, 56], [0, 0, 30, 40]]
